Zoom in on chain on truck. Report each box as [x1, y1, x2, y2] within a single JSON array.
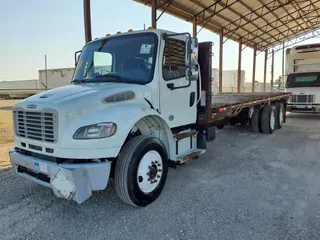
[[9, 29, 291, 206]]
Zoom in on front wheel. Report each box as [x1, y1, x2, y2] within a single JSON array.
[[115, 135, 168, 207]]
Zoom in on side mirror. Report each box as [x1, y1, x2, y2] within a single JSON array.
[[185, 67, 198, 81], [186, 37, 198, 81], [185, 37, 198, 67], [74, 50, 82, 66]]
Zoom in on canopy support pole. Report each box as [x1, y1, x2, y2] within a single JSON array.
[[271, 49, 274, 91], [282, 43, 285, 88], [83, 0, 92, 43], [152, 0, 157, 29], [237, 38, 242, 93], [193, 16, 197, 38], [219, 29, 223, 93], [252, 45, 257, 93], [263, 49, 268, 92]]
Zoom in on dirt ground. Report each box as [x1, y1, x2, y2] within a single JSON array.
[[0, 113, 320, 240], [0, 100, 19, 141], [0, 100, 18, 169]]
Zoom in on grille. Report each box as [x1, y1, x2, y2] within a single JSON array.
[[14, 109, 58, 143], [291, 95, 316, 103]]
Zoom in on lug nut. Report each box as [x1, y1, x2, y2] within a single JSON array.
[[155, 161, 158, 164], [157, 164, 161, 167], [158, 169, 162, 172], [157, 175, 160, 178]]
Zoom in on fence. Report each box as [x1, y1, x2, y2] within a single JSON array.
[[0, 89, 45, 140]]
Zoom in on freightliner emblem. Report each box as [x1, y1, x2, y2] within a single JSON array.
[[27, 104, 37, 109]]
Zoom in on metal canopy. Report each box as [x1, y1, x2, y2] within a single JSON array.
[[133, 0, 320, 51]]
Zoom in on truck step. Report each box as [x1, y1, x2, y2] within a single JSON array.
[[176, 149, 206, 165], [173, 130, 198, 141]]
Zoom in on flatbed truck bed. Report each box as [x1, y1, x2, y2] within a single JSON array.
[[197, 92, 291, 124], [211, 92, 291, 123]]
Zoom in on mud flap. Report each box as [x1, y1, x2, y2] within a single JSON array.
[[51, 167, 92, 204]]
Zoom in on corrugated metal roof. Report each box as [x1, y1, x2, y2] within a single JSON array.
[[133, 0, 320, 51]]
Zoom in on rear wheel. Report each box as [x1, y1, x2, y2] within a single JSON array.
[[115, 135, 168, 207], [275, 102, 285, 129], [229, 118, 237, 126], [251, 107, 262, 133], [217, 124, 225, 130], [261, 105, 277, 134]]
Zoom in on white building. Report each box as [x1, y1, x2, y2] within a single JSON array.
[[211, 68, 246, 93], [245, 81, 272, 92], [38, 67, 75, 89]]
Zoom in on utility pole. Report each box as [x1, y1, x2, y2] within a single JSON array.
[[45, 55, 48, 90]]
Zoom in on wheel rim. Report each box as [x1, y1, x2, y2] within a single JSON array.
[[137, 150, 163, 193], [279, 106, 284, 126], [270, 109, 275, 130]]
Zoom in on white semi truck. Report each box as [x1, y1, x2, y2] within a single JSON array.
[[286, 43, 320, 112], [9, 29, 290, 206]]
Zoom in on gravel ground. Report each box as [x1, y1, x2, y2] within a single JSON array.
[[1, 113, 320, 240]]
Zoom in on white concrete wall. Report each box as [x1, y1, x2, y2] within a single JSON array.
[[0, 79, 42, 89], [39, 68, 75, 89], [244, 82, 272, 92], [212, 68, 246, 93]]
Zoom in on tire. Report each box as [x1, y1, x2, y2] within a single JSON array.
[[240, 119, 248, 126], [115, 135, 168, 207], [229, 118, 238, 126], [217, 124, 224, 129], [251, 107, 262, 133], [261, 105, 277, 134], [275, 102, 285, 129]]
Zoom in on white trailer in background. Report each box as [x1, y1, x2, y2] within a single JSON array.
[[38, 68, 75, 89], [0, 80, 45, 99], [286, 43, 320, 112], [0, 68, 75, 99]]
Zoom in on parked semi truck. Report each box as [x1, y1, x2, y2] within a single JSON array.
[[9, 29, 290, 206], [286, 43, 320, 112]]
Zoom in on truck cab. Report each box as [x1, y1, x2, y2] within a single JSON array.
[[9, 29, 208, 206], [286, 44, 320, 112]]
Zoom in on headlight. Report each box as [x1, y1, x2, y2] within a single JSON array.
[[73, 122, 117, 139]]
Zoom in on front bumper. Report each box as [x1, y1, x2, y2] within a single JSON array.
[[287, 103, 320, 112], [9, 148, 111, 204]]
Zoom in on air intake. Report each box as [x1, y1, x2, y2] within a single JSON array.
[[104, 91, 135, 103]]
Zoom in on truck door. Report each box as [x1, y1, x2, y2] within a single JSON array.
[[159, 37, 197, 128]]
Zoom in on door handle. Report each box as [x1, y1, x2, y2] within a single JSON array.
[[167, 83, 174, 90]]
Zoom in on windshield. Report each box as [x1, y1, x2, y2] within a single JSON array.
[[73, 33, 158, 84], [286, 72, 320, 88]]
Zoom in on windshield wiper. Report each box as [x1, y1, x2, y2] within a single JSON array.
[[71, 79, 87, 84], [94, 73, 124, 82]]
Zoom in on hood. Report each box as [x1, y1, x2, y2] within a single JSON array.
[[24, 83, 119, 103], [15, 82, 153, 111], [286, 87, 320, 95]]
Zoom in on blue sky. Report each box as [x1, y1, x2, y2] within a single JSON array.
[[1, 0, 318, 83]]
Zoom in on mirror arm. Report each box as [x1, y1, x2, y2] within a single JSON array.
[[74, 50, 82, 66]]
